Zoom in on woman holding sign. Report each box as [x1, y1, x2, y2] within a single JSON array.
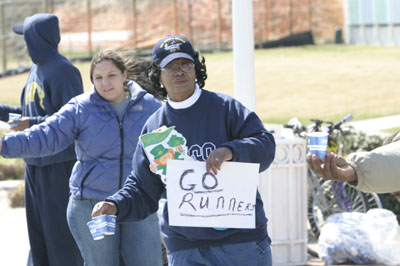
[[0, 49, 163, 266], [92, 35, 276, 266]]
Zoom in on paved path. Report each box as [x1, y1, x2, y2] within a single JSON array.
[[348, 114, 400, 133], [0, 181, 29, 266], [269, 114, 400, 139]]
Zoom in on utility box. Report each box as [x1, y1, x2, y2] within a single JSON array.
[[259, 138, 308, 265]]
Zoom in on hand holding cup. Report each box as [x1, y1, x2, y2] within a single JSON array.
[[307, 132, 328, 158], [8, 113, 21, 128]]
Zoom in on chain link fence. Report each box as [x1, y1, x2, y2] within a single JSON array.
[[1, 0, 43, 75]]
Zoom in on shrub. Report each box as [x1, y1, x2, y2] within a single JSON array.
[[0, 127, 25, 181], [8, 182, 25, 208], [0, 158, 25, 181], [344, 128, 385, 154], [379, 193, 400, 224]]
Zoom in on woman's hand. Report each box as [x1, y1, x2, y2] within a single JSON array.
[[91, 201, 117, 217], [206, 147, 233, 175]]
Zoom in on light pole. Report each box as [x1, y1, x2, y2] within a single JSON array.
[[232, 0, 256, 111]]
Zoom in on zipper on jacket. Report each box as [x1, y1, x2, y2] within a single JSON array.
[[118, 118, 124, 189], [80, 166, 96, 200], [116, 101, 136, 190]]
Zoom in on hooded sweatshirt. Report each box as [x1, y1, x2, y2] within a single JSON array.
[[17, 14, 84, 166]]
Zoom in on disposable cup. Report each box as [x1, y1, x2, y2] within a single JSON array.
[[307, 132, 329, 158], [87, 220, 105, 240], [8, 113, 21, 128], [105, 215, 116, 235]]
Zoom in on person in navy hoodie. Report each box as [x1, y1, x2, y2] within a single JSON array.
[[92, 35, 276, 266], [0, 14, 83, 266], [0, 49, 163, 266]]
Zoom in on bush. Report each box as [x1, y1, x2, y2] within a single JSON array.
[[379, 193, 400, 224], [8, 182, 25, 208], [0, 127, 25, 181], [0, 158, 25, 181], [344, 128, 385, 154]]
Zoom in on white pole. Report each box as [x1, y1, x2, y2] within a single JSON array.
[[232, 0, 256, 111]]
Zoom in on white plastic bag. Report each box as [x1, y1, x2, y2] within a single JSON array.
[[318, 209, 400, 265]]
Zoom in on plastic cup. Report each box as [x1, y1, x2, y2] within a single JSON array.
[[105, 215, 116, 235], [307, 132, 329, 158], [8, 113, 21, 128]]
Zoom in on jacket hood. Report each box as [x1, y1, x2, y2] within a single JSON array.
[[127, 80, 147, 100], [22, 14, 60, 64], [91, 79, 147, 105]]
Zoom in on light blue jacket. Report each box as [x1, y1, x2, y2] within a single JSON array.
[[1, 80, 161, 200]]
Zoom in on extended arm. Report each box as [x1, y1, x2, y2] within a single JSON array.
[[0, 100, 78, 159], [0, 104, 22, 122], [308, 141, 400, 193], [347, 141, 400, 193]]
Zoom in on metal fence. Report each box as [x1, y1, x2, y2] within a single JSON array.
[[1, 0, 344, 76]]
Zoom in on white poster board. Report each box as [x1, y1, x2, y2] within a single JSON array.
[[166, 160, 259, 229]]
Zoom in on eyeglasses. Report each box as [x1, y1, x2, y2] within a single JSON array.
[[161, 62, 194, 75]]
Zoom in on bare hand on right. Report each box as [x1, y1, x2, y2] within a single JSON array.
[[307, 152, 358, 182], [91, 201, 117, 217]]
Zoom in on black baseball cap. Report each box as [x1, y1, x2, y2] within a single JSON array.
[[152, 35, 195, 68]]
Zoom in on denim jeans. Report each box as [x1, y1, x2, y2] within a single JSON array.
[[166, 237, 272, 266], [67, 197, 162, 266]]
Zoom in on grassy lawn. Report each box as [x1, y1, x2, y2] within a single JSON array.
[[1, 45, 399, 126], [383, 127, 400, 134]]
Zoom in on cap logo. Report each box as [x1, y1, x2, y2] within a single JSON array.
[[160, 37, 186, 54]]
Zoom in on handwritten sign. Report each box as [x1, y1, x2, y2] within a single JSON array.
[[166, 160, 260, 229]]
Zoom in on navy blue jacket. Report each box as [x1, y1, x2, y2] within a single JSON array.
[[0, 14, 83, 166], [107, 89, 276, 251], [1, 80, 161, 200]]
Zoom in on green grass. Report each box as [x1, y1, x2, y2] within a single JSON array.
[[1, 44, 400, 127], [60, 49, 101, 59], [383, 127, 400, 135], [204, 45, 400, 125]]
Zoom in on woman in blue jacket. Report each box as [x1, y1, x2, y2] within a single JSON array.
[[0, 49, 163, 266]]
